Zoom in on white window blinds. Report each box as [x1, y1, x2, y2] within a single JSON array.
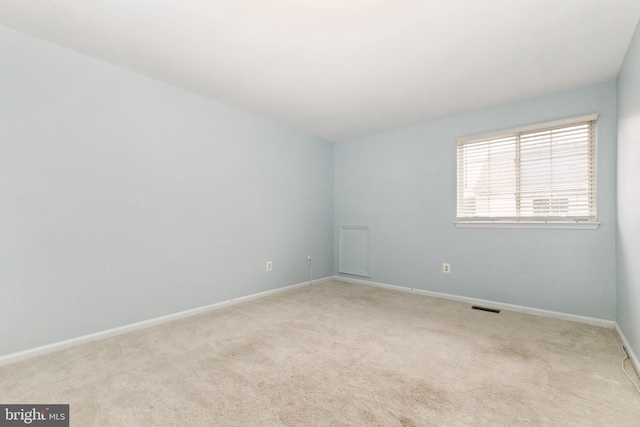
[[457, 115, 597, 224]]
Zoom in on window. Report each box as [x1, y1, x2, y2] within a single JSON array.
[[456, 114, 598, 228]]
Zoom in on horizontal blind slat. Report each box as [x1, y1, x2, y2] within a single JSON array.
[[457, 119, 596, 221]]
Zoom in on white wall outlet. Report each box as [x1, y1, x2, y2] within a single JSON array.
[[266, 261, 273, 271], [307, 256, 312, 264], [443, 263, 451, 274]]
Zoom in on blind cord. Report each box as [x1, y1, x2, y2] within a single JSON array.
[[308, 260, 313, 286]]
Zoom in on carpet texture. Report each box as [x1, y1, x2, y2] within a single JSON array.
[[1, 281, 639, 426]]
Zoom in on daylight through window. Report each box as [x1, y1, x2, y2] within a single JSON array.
[[456, 114, 597, 227]]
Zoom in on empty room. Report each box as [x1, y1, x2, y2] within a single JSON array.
[[2, 1, 640, 425]]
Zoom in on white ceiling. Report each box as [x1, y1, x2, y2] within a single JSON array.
[[1, 1, 639, 142]]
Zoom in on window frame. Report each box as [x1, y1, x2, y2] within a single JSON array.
[[455, 114, 599, 229]]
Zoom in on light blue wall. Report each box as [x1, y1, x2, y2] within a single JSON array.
[[335, 82, 617, 320], [0, 26, 334, 357], [617, 19, 640, 358]]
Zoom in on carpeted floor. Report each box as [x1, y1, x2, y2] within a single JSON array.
[[1, 281, 639, 426]]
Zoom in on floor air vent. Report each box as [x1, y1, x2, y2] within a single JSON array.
[[471, 305, 501, 314]]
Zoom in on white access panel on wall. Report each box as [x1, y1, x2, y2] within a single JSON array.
[[339, 225, 371, 277]]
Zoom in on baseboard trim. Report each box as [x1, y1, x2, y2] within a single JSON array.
[[1, 274, 616, 367], [0, 276, 333, 367], [333, 275, 615, 328], [615, 323, 640, 377]]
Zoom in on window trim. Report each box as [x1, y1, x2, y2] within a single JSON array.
[[455, 114, 599, 229], [455, 221, 599, 229]]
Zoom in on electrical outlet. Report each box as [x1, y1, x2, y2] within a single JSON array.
[[307, 256, 312, 264], [266, 261, 273, 271], [443, 263, 451, 274]]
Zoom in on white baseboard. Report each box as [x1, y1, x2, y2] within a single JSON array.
[[0, 274, 617, 367], [0, 276, 333, 367], [333, 275, 615, 328], [615, 323, 640, 377]]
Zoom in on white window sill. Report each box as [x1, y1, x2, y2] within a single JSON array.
[[455, 221, 600, 229]]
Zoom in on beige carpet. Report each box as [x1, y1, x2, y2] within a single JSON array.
[[1, 281, 639, 426]]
